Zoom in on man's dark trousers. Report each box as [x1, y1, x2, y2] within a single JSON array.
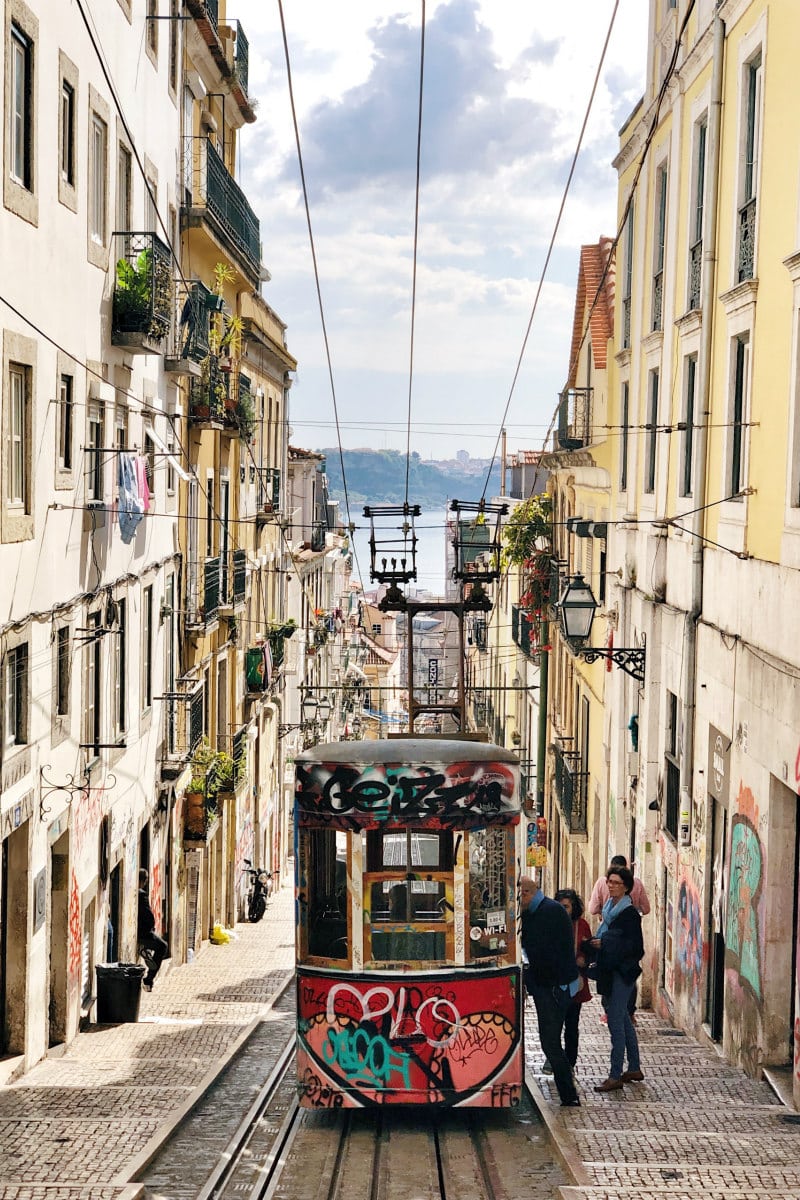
[[529, 982, 578, 1104]]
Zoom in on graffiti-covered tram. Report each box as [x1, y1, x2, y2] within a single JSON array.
[[294, 739, 524, 1108]]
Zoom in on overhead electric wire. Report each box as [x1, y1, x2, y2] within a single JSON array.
[[404, 0, 427, 506], [276, 0, 361, 586], [479, 0, 621, 500]]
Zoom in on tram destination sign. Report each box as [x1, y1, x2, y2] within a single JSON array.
[[295, 757, 520, 828]]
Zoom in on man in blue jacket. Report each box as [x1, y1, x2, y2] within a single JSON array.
[[520, 876, 581, 1106]]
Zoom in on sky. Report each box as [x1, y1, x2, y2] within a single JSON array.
[[233, 1, 649, 464]]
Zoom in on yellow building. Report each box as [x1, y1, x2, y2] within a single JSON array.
[[604, 0, 800, 1093]]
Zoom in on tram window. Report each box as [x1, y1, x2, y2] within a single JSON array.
[[366, 828, 452, 871], [300, 828, 348, 961], [371, 930, 446, 961], [370, 878, 446, 922]]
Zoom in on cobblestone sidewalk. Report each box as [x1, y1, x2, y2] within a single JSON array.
[[525, 997, 800, 1200], [0, 883, 295, 1199]]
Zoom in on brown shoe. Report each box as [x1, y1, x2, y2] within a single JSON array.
[[619, 1069, 644, 1082], [594, 1077, 623, 1092]]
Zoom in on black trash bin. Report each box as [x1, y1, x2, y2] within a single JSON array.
[[95, 962, 146, 1023]]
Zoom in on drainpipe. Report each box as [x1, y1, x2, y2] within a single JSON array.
[[682, 8, 725, 822]]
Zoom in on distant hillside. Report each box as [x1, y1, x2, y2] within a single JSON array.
[[319, 449, 502, 508]]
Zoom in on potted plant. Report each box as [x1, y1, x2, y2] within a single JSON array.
[[184, 738, 218, 837]]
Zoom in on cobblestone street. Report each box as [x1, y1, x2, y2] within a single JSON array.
[[1, 883, 799, 1200]]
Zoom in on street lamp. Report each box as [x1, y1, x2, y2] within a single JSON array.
[[556, 573, 646, 683]]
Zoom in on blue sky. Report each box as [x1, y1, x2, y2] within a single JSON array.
[[234, 1, 648, 463]]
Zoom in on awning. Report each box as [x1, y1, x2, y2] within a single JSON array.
[[145, 420, 191, 482]]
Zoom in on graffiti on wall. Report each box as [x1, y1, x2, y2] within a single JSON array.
[[725, 809, 763, 1000], [297, 966, 522, 1108], [71, 787, 104, 863], [150, 861, 163, 937], [67, 870, 82, 985], [296, 759, 518, 829], [675, 876, 703, 1009]]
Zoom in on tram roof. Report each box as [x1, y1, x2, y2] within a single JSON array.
[[296, 738, 520, 767]]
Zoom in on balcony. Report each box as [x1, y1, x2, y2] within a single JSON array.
[[230, 20, 249, 97], [552, 745, 588, 835], [737, 196, 756, 283], [311, 520, 327, 553], [166, 280, 213, 376], [186, 556, 220, 628], [183, 136, 261, 279], [111, 232, 173, 355], [556, 388, 592, 451], [512, 603, 534, 658], [688, 239, 702, 311], [161, 684, 205, 777], [256, 467, 281, 523], [189, 357, 227, 425]]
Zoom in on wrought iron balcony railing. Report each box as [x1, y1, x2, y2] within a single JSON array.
[[552, 745, 588, 834], [183, 136, 261, 277], [688, 239, 702, 311], [186, 556, 220, 627], [232, 548, 247, 605], [737, 196, 756, 282], [167, 280, 213, 368], [256, 467, 281, 517], [111, 231, 173, 353], [162, 683, 205, 772], [556, 388, 593, 451], [652, 269, 663, 331], [189, 356, 227, 424], [231, 20, 249, 96]]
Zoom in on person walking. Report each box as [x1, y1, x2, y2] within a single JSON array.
[[520, 876, 581, 1107], [587, 865, 645, 1093], [137, 869, 168, 991], [589, 855, 649, 1020], [554, 888, 593, 1069]]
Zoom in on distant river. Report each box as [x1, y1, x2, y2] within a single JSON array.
[[350, 508, 449, 597]]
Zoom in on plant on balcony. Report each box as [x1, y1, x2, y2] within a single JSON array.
[[191, 355, 228, 420], [503, 494, 553, 654], [266, 617, 296, 669], [236, 385, 256, 442], [113, 247, 172, 341]]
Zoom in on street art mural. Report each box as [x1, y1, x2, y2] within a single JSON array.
[[295, 758, 518, 830], [675, 876, 703, 1010], [150, 860, 163, 937], [297, 966, 522, 1107], [725, 809, 763, 1000], [67, 869, 82, 986]]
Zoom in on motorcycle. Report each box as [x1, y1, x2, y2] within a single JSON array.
[[244, 859, 273, 922]]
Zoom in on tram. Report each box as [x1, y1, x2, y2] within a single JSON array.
[[294, 738, 525, 1108]]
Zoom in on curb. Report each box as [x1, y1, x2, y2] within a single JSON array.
[[116, 970, 295, 1186], [524, 1066, 592, 1191]]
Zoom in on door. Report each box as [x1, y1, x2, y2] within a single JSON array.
[[706, 797, 727, 1041]]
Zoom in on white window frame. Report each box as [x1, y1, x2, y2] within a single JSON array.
[[10, 24, 31, 188], [116, 141, 132, 233], [680, 353, 698, 499], [87, 402, 104, 502], [8, 362, 28, 508], [142, 584, 154, 712], [727, 333, 751, 499], [58, 373, 73, 471], [90, 110, 108, 245], [3, 642, 29, 750]]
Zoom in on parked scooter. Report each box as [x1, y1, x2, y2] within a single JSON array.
[[243, 859, 273, 922]]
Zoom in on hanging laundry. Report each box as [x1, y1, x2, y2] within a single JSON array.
[[135, 454, 151, 513], [118, 452, 144, 544]]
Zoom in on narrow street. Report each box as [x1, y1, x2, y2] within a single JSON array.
[[0, 881, 798, 1199]]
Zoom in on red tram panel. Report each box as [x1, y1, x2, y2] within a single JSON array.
[[294, 739, 524, 1109]]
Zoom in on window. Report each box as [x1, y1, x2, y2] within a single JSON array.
[[114, 405, 128, 452], [8, 363, 29, 508], [146, 0, 158, 55], [371, 622, 382, 637], [145, 177, 157, 235], [56, 626, 70, 717], [90, 112, 107, 244], [166, 433, 176, 496], [220, 476, 230, 601], [644, 369, 659, 494], [113, 598, 126, 735], [681, 354, 697, 497], [4, 644, 28, 749], [169, 0, 179, 92], [116, 143, 132, 232], [688, 118, 706, 310], [652, 164, 667, 331], [364, 828, 453, 963], [10, 25, 32, 189], [142, 584, 153, 710], [84, 613, 101, 758], [730, 335, 749, 496], [738, 52, 762, 283], [621, 203, 634, 349], [664, 690, 680, 839], [60, 81, 75, 185], [620, 381, 629, 491], [87, 403, 103, 501], [58, 374, 73, 471], [205, 475, 214, 557]]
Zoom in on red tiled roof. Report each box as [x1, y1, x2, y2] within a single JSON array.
[[567, 237, 615, 385]]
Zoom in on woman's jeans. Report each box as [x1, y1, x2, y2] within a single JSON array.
[[602, 973, 640, 1079]]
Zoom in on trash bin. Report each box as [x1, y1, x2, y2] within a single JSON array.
[[95, 962, 146, 1023]]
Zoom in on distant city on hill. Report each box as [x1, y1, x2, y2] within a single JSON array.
[[319, 448, 502, 509]]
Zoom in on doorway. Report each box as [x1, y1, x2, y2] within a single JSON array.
[[706, 797, 727, 1041], [1, 823, 29, 1056], [48, 833, 70, 1047], [107, 861, 122, 963]]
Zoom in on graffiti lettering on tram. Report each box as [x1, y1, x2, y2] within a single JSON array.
[[298, 967, 521, 1106], [299, 1067, 344, 1109], [296, 760, 517, 828]]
